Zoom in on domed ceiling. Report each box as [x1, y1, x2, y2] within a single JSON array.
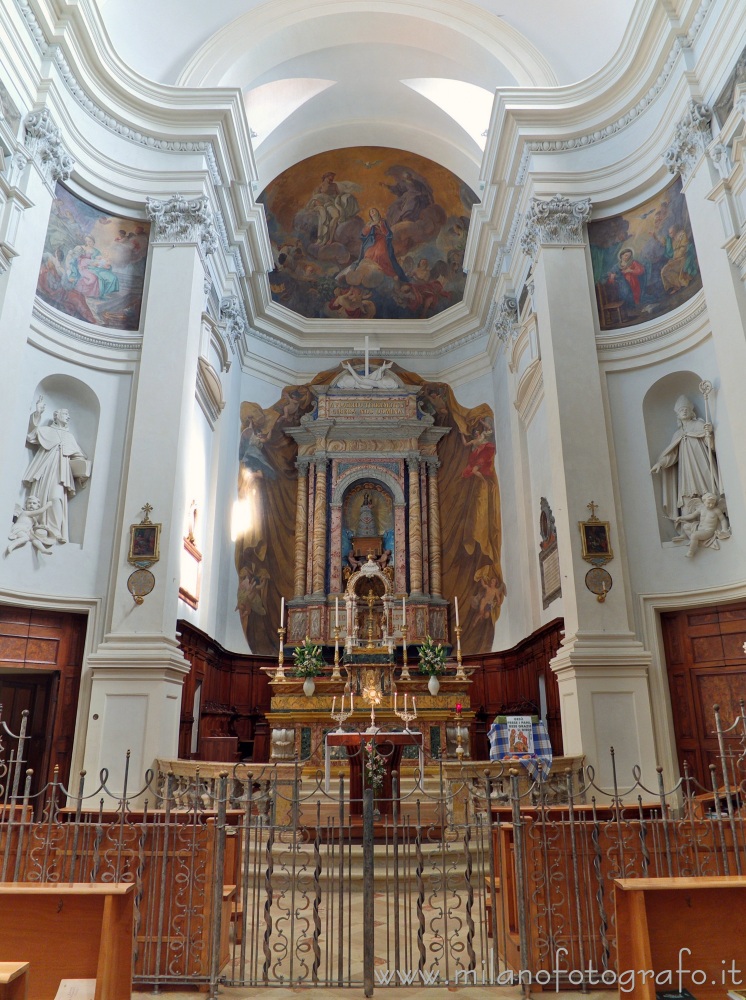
[[92, 0, 638, 338]]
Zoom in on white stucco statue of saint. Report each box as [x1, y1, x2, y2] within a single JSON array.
[[21, 397, 91, 545], [650, 394, 719, 517]]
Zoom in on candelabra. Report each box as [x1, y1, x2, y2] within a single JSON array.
[[394, 694, 417, 731], [330, 692, 352, 733], [330, 625, 343, 680], [454, 624, 467, 681], [399, 625, 411, 681], [273, 626, 287, 682]]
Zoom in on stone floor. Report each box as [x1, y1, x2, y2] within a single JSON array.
[[145, 990, 611, 999]]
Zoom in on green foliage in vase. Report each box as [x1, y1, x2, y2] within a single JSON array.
[[292, 637, 325, 677], [418, 634, 448, 676]]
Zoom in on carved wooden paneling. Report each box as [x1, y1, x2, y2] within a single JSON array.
[[466, 618, 564, 759], [661, 601, 746, 787]]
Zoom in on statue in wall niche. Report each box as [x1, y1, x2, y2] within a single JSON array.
[[18, 397, 90, 547], [650, 394, 720, 518], [673, 493, 731, 557]]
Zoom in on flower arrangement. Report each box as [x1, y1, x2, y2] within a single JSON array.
[[364, 741, 385, 791], [292, 637, 325, 677], [418, 634, 448, 676]]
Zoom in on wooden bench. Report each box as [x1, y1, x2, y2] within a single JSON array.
[[0, 963, 29, 1000], [0, 884, 134, 1000]]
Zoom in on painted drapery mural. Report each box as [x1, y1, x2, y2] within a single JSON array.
[[589, 177, 701, 331], [36, 184, 149, 331], [260, 147, 477, 320], [235, 364, 505, 655]]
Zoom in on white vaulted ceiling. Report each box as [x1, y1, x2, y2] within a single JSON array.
[[92, 0, 638, 189]]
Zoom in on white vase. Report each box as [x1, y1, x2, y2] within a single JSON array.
[[303, 676, 316, 697], [428, 674, 440, 696]]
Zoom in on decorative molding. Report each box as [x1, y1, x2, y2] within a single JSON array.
[[494, 295, 519, 343], [514, 356, 543, 425], [31, 301, 143, 352], [595, 293, 707, 352], [708, 142, 733, 180], [663, 100, 713, 182], [23, 109, 75, 187], [195, 356, 225, 429], [14, 0, 50, 55], [521, 2, 714, 157], [520, 194, 591, 262], [146, 195, 218, 258]]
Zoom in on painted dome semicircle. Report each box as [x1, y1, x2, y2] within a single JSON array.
[[260, 146, 477, 321]]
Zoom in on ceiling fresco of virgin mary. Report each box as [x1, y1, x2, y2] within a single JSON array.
[[260, 147, 478, 321]]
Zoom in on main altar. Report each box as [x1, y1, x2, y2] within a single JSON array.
[[263, 358, 474, 765]]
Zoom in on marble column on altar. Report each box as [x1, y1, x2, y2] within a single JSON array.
[[329, 502, 343, 594], [305, 462, 316, 596], [426, 459, 443, 598], [311, 457, 328, 596], [407, 456, 423, 594], [520, 192, 656, 790], [293, 460, 309, 598], [420, 462, 430, 595], [394, 503, 407, 593]]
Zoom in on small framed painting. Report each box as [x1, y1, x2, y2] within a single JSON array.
[[129, 522, 161, 564], [578, 519, 613, 564]]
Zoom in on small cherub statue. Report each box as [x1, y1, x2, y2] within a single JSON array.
[[673, 492, 731, 558], [6, 496, 55, 556]]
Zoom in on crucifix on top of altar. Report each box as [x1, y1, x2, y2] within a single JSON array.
[[265, 349, 474, 764]]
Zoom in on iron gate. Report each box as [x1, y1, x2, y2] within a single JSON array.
[[0, 705, 744, 995]]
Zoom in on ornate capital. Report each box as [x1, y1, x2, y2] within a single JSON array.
[[663, 100, 712, 182], [520, 194, 592, 262], [219, 295, 245, 346], [146, 195, 218, 257], [23, 109, 74, 185], [495, 294, 519, 343]]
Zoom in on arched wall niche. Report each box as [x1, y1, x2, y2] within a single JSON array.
[[25, 375, 101, 546], [643, 370, 717, 544]]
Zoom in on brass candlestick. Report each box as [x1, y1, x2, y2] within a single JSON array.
[[399, 624, 411, 681], [273, 626, 287, 682], [454, 624, 467, 681], [331, 625, 343, 680]]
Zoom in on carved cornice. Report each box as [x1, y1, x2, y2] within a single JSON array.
[[663, 100, 712, 183], [23, 109, 74, 187], [520, 194, 592, 262], [494, 295, 519, 344], [146, 195, 218, 258]]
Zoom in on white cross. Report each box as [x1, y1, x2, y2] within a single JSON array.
[[351, 335, 376, 376]]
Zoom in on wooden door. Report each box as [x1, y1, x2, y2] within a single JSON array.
[[0, 673, 56, 792], [661, 602, 746, 789], [0, 605, 86, 790]]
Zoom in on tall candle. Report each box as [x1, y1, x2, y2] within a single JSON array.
[[394, 692, 398, 712], [332, 696, 336, 715], [280, 596, 285, 626], [404, 693, 408, 712], [335, 597, 339, 627], [454, 595, 459, 627], [402, 597, 406, 623], [412, 697, 416, 714], [351, 692, 354, 713]]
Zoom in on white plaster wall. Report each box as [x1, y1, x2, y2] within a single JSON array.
[[524, 401, 564, 627]]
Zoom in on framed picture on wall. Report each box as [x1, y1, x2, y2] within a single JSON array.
[[129, 522, 161, 564], [578, 519, 613, 564]]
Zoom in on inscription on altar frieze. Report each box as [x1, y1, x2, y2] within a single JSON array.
[[327, 397, 408, 419]]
